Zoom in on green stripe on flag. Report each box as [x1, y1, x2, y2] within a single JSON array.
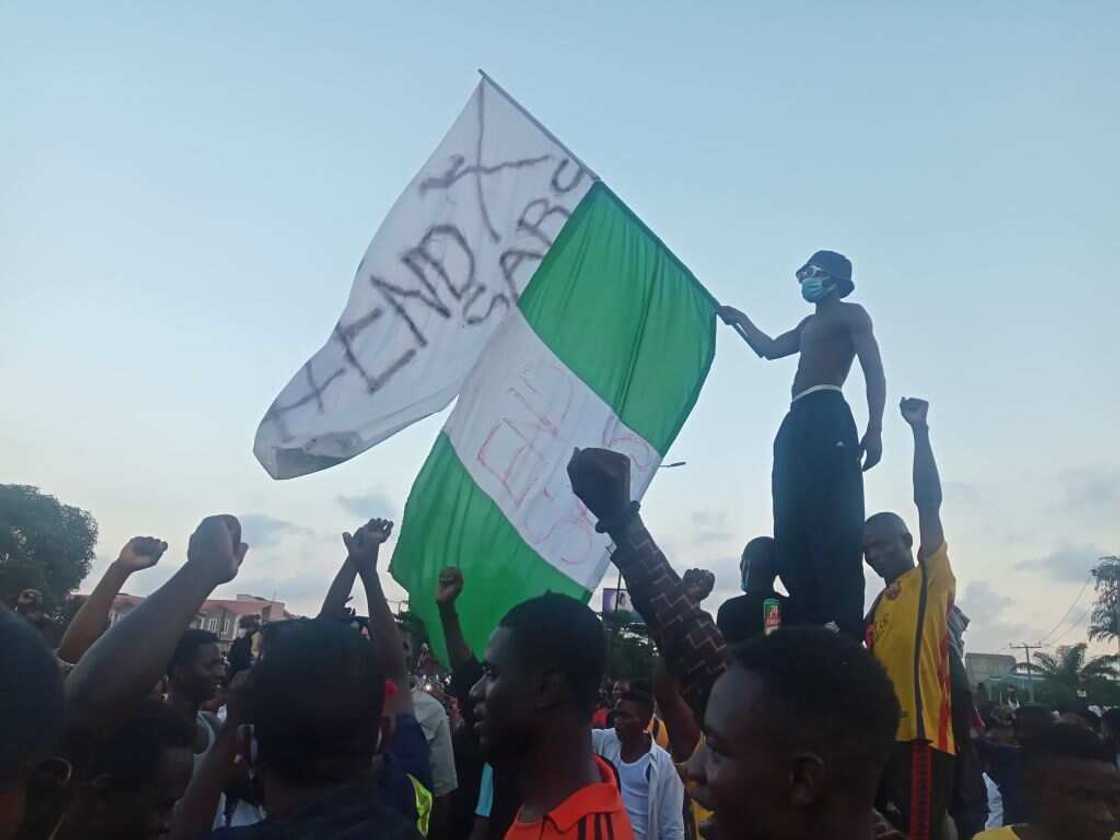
[[392, 182, 715, 663], [518, 182, 716, 455], [391, 433, 588, 664]]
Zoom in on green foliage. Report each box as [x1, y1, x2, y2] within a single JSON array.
[[0, 484, 97, 612], [1089, 555, 1120, 643], [1032, 643, 1120, 706], [603, 609, 658, 682]]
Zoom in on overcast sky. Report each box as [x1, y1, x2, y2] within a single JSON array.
[[3, 2, 1118, 657]]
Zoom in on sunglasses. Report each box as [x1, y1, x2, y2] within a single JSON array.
[[796, 264, 830, 282]]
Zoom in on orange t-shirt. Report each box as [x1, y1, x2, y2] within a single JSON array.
[[505, 755, 634, 840]]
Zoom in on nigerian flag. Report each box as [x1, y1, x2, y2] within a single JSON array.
[[254, 72, 715, 661], [391, 171, 716, 662]]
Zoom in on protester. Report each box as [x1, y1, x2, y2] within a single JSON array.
[[974, 723, 1120, 840], [436, 566, 520, 840], [227, 615, 260, 679], [686, 627, 901, 840], [682, 569, 715, 608], [56, 536, 167, 665], [318, 518, 433, 829], [470, 592, 633, 840], [412, 678, 459, 834], [716, 536, 798, 644], [50, 700, 196, 840], [28, 515, 250, 840], [862, 398, 957, 840], [567, 447, 912, 840], [0, 607, 64, 840], [180, 617, 421, 839], [592, 679, 685, 840], [718, 250, 886, 640], [167, 629, 226, 756], [12, 588, 59, 645], [980, 705, 1058, 827]]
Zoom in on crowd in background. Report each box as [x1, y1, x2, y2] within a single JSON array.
[[3, 398, 1120, 840]]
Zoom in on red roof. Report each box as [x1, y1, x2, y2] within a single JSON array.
[[104, 593, 291, 619]]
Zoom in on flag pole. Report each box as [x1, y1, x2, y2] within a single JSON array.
[[477, 69, 600, 181]]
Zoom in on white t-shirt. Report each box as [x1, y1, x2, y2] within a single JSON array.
[[194, 712, 263, 830], [411, 687, 459, 797], [617, 751, 653, 840]]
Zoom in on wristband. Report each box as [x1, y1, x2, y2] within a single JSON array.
[[594, 501, 640, 534]]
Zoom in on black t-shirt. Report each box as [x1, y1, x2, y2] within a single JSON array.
[[448, 657, 519, 840], [716, 592, 795, 645], [209, 780, 421, 840]]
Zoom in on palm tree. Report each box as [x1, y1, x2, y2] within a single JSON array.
[[1089, 555, 1120, 646], [1032, 643, 1120, 700]]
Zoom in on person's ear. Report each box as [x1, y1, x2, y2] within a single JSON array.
[[902, 532, 914, 551], [789, 753, 827, 808], [537, 668, 566, 712]]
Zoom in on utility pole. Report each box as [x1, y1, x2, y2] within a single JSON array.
[[1010, 642, 1044, 703]]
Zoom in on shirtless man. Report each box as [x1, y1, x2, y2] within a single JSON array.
[[719, 250, 885, 639]]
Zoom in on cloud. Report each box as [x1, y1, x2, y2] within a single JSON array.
[[1059, 465, 1120, 514], [1015, 543, 1107, 583], [336, 490, 397, 521], [956, 579, 1047, 654], [689, 510, 735, 546], [958, 580, 1013, 620], [239, 513, 313, 548]]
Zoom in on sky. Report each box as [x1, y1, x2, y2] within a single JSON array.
[[2, 2, 1118, 658]]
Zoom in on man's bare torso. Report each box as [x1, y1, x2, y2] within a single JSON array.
[[791, 302, 861, 398]]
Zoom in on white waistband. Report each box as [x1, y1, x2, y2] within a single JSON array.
[[791, 383, 843, 403]]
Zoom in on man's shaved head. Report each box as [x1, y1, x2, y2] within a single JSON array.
[[863, 512, 914, 584]]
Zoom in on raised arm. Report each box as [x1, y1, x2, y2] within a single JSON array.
[[169, 671, 250, 840], [718, 305, 803, 360], [901, 398, 944, 557], [57, 536, 167, 664], [346, 518, 412, 713], [567, 448, 727, 717], [435, 566, 474, 672], [66, 516, 248, 734], [850, 305, 886, 471], [653, 656, 701, 762], [318, 553, 359, 620]]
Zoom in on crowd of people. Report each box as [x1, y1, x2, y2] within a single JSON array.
[[3, 253, 1119, 840]]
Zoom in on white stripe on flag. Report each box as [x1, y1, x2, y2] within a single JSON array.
[[444, 309, 661, 590]]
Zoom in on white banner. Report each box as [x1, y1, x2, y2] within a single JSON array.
[[255, 79, 593, 478]]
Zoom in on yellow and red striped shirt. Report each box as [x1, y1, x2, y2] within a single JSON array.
[[866, 542, 956, 754]]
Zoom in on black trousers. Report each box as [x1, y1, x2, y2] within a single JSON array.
[[877, 741, 956, 840], [772, 388, 865, 640]]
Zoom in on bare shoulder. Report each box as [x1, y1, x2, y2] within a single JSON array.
[[839, 301, 873, 329]]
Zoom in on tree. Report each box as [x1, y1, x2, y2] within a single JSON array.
[[1089, 555, 1120, 644], [1032, 643, 1120, 706], [602, 609, 658, 682], [0, 484, 98, 613]]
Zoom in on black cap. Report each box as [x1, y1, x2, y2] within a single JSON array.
[[800, 250, 854, 298]]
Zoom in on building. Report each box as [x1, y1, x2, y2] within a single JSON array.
[[107, 592, 295, 650], [965, 652, 1017, 689]]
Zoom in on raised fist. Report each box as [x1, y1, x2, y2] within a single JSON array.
[[436, 567, 464, 606], [115, 536, 168, 573], [900, 397, 930, 428], [567, 448, 632, 524], [188, 515, 248, 585]]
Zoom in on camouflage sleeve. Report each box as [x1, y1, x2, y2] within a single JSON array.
[[608, 516, 726, 716]]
